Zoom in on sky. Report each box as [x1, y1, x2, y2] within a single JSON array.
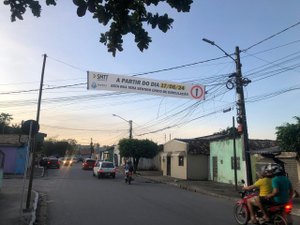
[[1, 1, 300, 146]]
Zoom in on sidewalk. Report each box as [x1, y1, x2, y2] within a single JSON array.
[[0, 167, 43, 225], [137, 170, 300, 217]]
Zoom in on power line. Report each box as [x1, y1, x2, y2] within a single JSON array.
[[0, 83, 86, 95], [243, 20, 300, 52]]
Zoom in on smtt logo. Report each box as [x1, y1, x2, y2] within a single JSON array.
[[96, 74, 108, 81]]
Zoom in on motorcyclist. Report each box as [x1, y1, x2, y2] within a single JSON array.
[[124, 161, 134, 175], [266, 163, 293, 205], [242, 165, 273, 223]]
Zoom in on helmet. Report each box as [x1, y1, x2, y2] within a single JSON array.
[[267, 163, 284, 176], [260, 164, 273, 177]]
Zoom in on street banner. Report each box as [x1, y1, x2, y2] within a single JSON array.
[[87, 71, 205, 100]]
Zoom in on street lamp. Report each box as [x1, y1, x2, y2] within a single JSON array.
[[112, 114, 133, 139], [203, 38, 253, 185]]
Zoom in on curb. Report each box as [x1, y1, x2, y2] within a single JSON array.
[[29, 190, 39, 225]]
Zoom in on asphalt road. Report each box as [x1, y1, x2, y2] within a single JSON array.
[[33, 163, 299, 225]]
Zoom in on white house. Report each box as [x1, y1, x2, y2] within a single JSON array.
[[161, 138, 210, 180]]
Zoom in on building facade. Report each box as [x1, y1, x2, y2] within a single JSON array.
[[161, 138, 209, 180]]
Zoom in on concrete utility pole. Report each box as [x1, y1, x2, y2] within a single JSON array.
[[234, 47, 253, 185], [112, 114, 133, 139], [202, 39, 253, 185], [26, 54, 47, 209], [129, 120, 133, 139]]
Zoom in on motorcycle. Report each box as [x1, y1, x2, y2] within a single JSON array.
[[124, 169, 133, 185], [233, 182, 293, 225]]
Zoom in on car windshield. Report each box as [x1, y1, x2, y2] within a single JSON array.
[[101, 163, 114, 168], [86, 160, 95, 163]]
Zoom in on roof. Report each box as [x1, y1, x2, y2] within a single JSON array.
[[176, 138, 210, 155], [0, 134, 28, 147], [248, 146, 281, 154], [248, 139, 277, 151]]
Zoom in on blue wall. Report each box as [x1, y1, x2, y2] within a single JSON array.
[[0, 145, 28, 174]]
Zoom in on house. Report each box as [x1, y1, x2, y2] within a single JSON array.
[[161, 137, 210, 180], [0, 133, 47, 176], [0, 134, 29, 175], [93, 145, 114, 163], [209, 137, 277, 185]]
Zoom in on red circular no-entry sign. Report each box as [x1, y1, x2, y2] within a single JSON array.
[[190, 85, 205, 99]]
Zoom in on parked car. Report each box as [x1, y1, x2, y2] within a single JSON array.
[[47, 158, 60, 169], [82, 158, 96, 170], [62, 158, 73, 166], [93, 161, 116, 179]]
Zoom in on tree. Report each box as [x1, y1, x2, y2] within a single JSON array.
[[0, 112, 13, 134], [213, 126, 240, 137], [42, 138, 69, 157], [119, 138, 158, 172], [4, 0, 193, 56], [276, 116, 300, 155], [64, 139, 78, 155]]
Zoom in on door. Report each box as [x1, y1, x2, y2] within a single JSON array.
[[166, 156, 171, 176], [212, 156, 218, 181]]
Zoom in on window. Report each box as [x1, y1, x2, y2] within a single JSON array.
[[231, 157, 240, 170], [178, 156, 184, 166]]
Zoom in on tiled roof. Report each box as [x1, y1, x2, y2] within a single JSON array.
[[248, 139, 277, 151], [176, 138, 210, 155]]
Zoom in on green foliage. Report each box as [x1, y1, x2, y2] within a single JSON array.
[[4, 0, 193, 56], [213, 126, 240, 137], [119, 138, 158, 171], [42, 138, 76, 157], [0, 112, 13, 126], [276, 116, 300, 153], [0, 112, 17, 134]]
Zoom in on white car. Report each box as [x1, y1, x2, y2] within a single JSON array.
[[93, 161, 116, 179]]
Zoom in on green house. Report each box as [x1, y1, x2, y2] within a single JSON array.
[[209, 137, 277, 185]]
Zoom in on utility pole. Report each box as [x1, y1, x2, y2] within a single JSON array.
[[129, 120, 133, 139], [26, 54, 47, 209], [112, 114, 133, 139], [234, 47, 253, 185], [232, 116, 238, 191], [203, 39, 253, 185]]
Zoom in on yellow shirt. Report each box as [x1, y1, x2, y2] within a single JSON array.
[[254, 177, 272, 196]]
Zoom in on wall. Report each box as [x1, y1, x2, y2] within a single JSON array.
[[187, 154, 208, 180], [137, 153, 161, 171], [170, 153, 187, 179], [210, 138, 245, 184], [0, 150, 3, 189], [0, 146, 28, 174], [280, 157, 300, 195], [162, 140, 187, 179]]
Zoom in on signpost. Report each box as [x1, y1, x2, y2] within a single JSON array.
[[87, 71, 205, 100]]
